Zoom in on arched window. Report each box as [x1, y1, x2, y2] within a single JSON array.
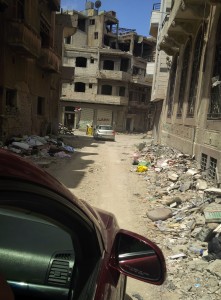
[[101, 85, 112, 95], [187, 26, 204, 117], [208, 16, 221, 119], [167, 53, 178, 118], [76, 57, 87, 68], [75, 82, 85, 92], [177, 39, 192, 117], [103, 60, 114, 70]]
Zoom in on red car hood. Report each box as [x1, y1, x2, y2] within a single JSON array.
[[0, 149, 109, 240]]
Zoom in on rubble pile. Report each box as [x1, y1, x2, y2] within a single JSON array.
[[1, 135, 75, 166], [133, 143, 221, 299]]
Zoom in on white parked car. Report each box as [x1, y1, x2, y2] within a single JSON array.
[[93, 125, 116, 141]]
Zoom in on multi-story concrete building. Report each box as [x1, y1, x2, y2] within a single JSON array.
[[0, 0, 61, 141], [150, 0, 221, 181], [58, 1, 156, 132]]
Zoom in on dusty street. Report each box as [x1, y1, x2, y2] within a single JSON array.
[[47, 132, 171, 300]]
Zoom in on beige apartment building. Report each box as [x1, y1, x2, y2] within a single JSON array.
[[57, 1, 156, 132], [0, 0, 61, 141], [150, 0, 221, 181]]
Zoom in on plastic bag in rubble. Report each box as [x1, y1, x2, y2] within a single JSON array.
[[136, 165, 148, 172]]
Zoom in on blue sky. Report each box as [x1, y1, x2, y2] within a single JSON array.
[[61, 0, 156, 37]]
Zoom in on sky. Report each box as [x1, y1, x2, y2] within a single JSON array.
[[61, 0, 156, 37]]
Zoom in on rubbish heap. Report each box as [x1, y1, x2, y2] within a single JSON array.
[[132, 143, 221, 300], [1, 135, 75, 167]]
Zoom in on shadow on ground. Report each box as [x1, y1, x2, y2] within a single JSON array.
[[47, 133, 105, 189]]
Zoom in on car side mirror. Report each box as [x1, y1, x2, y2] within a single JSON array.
[[109, 229, 166, 285]]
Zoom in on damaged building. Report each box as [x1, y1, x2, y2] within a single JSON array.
[[150, 0, 221, 182], [0, 0, 61, 141], [58, 1, 156, 132]]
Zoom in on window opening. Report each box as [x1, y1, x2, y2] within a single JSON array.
[[103, 60, 114, 70], [40, 17, 51, 48], [201, 153, 208, 171], [64, 36, 71, 44], [78, 18, 86, 31], [208, 16, 221, 120], [177, 39, 192, 118], [90, 58, 94, 64], [75, 82, 85, 92], [37, 97, 45, 115], [76, 57, 87, 68], [209, 157, 217, 180], [6, 89, 17, 113], [133, 67, 139, 75], [187, 26, 204, 117], [101, 85, 112, 95], [94, 32, 98, 39], [120, 58, 129, 72], [119, 87, 125, 97], [89, 83, 92, 89], [89, 19, 95, 25], [167, 54, 178, 118]]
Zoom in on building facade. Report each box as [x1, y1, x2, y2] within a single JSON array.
[[0, 0, 61, 141], [150, 0, 221, 181], [58, 2, 155, 132]]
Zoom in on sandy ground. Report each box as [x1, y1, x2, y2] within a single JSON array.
[[47, 132, 178, 300]]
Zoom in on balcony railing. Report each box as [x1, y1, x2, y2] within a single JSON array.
[[38, 48, 60, 73], [7, 21, 41, 58], [61, 92, 128, 106], [99, 70, 131, 81]]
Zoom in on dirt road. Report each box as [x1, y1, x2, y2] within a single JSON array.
[[48, 132, 173, 300]]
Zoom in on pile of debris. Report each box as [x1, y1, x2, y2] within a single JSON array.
[[0, 135, 75, 164], [133, 143, 221, 299]]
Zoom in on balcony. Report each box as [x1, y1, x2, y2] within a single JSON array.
[[98, 70, 131, 82], [38, 48, 60, 73], [158, 0, 211, 55], [132, 75, 151, 85], [61, 66, 75, 82], [7, 21, 41, 58], [149, 3, 161, 38], [0, 0, 9, 12], [49, 0, 60, 11], [61, 91, 128, 106]]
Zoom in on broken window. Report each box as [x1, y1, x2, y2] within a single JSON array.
[[167, 53, 178, 118], [120, 58, 129, 72], [94, 32, 98, 39], [101, 85, 112, 95], [187, 26, 204, 117], [209, 157, 217, 180], [5, 89, 17, 113], [132, 67, 139, 75], [75, 82, 85, 92], [37, 97, 45, 115], [76, 57, 87, 68], [201, 153, 208, 171], [89, 19, 95, 25], [78, 18, 86, 32], [177, 39, 192, 118], [119, 87, 125, 97], [103, 60, 114, 70], [64, 36, 71, 44], [40, 17, 51, 48], [208, 16, 221, 120]]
